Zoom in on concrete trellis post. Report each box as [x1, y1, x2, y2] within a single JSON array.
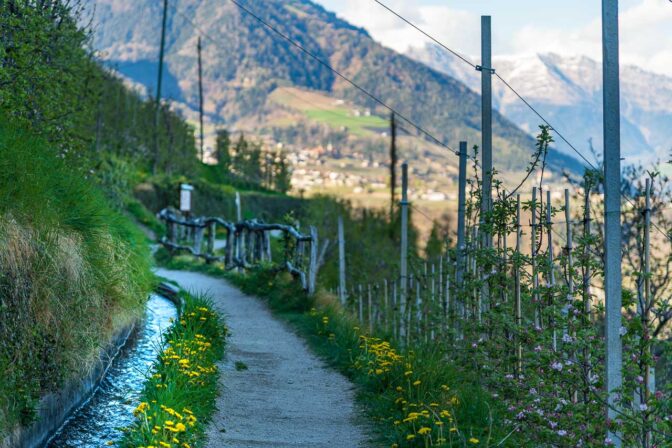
[[358, 284, 364, 324], [308, 226, 318, 295], [400, 163, 409, 342], [480, 16, 493, 239], [338, 216, 347, 305], [392, 280, 398, 341], [643, 179, 655, 403], [546, 190, 557, 351], [564, 190, 574, 338], [368, 284, 373, 334], [583, 186, 593, 319], [515, 195, 523, 374], [431, 264, 437, 340], [531, 187, 540, 328], [456, 141, 468, 301], [383, 279, 389, 333], [602, 0, 624, 441]]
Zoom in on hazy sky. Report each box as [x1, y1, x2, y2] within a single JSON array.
[[315, 0, 671, 74]]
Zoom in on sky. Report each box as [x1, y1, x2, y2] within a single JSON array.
[[315, 0, 672, 74]]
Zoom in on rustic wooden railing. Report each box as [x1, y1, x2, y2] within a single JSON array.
[[157, 208, 326, 294]]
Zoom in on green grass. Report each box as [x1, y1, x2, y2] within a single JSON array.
[[158, 250, 518, 447], [304, 109, 388, 137], [118, 293, 227, 448], [126, 197, 165, 238], [0, 117, 154, 435]]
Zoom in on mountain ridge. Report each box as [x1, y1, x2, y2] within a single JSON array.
[[409, 44, 672, 164], [86, 0, 584, 178]]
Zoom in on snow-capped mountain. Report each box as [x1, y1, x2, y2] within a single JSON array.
[[409, 44, 672, 165]]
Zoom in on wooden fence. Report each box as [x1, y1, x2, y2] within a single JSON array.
[[158, 208, 326, 294]]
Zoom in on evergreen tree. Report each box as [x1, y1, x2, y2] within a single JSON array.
[[233, 133, 248, 175], [425, 221, 444, 260], [274, 151, 292, 193], [215, 129, 232, 170]]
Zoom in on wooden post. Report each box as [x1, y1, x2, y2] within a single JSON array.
[[308, 226, 318, 295], [225, 227, 234, 267], [338, 216, 347, 305], [446, 262, 453, 337], [472, 227, 479, 322], [392, 279, 398, 341], [408, 276, 414, 345], [358, 284, 364, 324], [531, 187, 540, 328], [546, 190, 557, 351], [383, 279, 389, 334], [169, 221, 177, 245], [207, 221, 216, 258], [368, 284, 373, 334], [515, 195, 522, 374], [416, 279, 422, 343], [602, 1, 623, 438], [431, 264, 437, 340], [438, 256, 444, 320], [565, 189, 574, 337], [400, 163, 409, 342]]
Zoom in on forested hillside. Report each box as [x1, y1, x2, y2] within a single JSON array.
[[87, 0, 583, 175]]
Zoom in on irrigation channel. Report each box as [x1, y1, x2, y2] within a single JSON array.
[[46, 294, 177, 447]]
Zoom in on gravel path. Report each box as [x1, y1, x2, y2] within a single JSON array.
[[156, 269, 371, 448]]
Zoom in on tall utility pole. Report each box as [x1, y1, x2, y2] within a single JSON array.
[[389, 112, 398, 217], [602, 0, 623, 445], [480, 15, 493, 243], [198, 36, 205, 162], [399, 163, 409, 343], [456, 141, 467, 287], [153, 0, 169, 174]]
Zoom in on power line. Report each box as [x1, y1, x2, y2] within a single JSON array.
[[371, 0, 672, 244], [226, 0, 459, 156], [493, 73, 599, 170], [373, 0, 476, 70], [411, 204, 437, 223]]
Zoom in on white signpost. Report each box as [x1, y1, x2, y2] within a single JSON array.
[[180, 184, 194, 213]]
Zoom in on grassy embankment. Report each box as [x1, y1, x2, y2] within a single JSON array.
[[0, 119, 154, 435], [119, 293, 227, 448]]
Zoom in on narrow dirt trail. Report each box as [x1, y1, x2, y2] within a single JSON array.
[[156, 269, 371, 448]]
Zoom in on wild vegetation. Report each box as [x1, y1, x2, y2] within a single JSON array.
[[227, 269, 514, 447], [0, 117, 153, 435], [119, 293, 227, 448], [0, 0, 190, 437]]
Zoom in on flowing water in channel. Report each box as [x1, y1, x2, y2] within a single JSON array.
[[47, 294, 177, 447]]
